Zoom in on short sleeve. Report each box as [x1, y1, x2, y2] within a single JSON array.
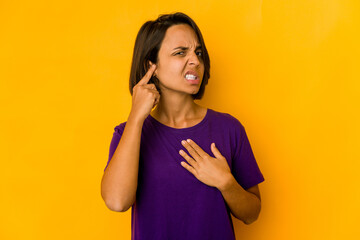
[[103, 122, 126, 172], [231, 121, 264, 190]]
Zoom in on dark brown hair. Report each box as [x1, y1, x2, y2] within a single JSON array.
[[129, 12, 210, 99]]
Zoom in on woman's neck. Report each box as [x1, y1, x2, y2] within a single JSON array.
[[150, 94, 204, 127]]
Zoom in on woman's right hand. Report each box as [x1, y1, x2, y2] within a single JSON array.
[[129, 63, 160, 122]]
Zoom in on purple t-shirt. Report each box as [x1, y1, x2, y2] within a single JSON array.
[[104, 108, 264, 240]]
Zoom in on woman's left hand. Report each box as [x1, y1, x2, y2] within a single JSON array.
[[179, 139, 233, 190]]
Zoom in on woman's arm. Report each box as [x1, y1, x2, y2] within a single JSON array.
[[101, 63, 159, 212], [218, 176, 261, 225], [100, 113, 143, 212]]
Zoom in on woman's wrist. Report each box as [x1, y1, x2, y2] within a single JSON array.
[[217, 173, 236, 192]]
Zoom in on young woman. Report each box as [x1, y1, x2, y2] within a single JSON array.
[[101, 12, 265, 240]]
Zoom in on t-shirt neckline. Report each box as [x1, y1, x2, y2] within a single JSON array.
[[148, 108, 211, 132]]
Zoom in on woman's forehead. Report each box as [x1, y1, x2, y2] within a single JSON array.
[[162, 24, 200, 49]]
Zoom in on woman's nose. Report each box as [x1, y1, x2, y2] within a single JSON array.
[[188, 52, 200, 66]]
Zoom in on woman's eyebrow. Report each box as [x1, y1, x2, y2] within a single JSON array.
[[172, 45, 202, 51]]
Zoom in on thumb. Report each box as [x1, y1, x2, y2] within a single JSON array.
[[211, 143, 224, 159]]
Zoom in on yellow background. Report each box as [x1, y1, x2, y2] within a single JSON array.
[[1, 0, 359, 239]]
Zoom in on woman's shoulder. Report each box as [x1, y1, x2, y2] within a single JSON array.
[[113, 121, 127, 134], [208, 108, 245, 130]]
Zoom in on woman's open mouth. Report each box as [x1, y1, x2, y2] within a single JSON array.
[[185, 73, 200, 84]]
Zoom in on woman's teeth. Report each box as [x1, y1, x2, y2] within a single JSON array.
[[185, 74, 197, 80]]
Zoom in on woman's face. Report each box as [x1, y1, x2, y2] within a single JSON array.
[[154, 24, 205, 96]]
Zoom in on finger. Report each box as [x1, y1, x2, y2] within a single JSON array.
[[211, 143, 224, 159], [138, 64, 157, 85], [140, 87, 159, 95], [180, 161, 197, 176], [152, 92, 160, 108], [155, 95, 160, 103], [152, 97, 160, 108], [153, 97, 160, 108], [153, 91, 160, 100], [185, 139, 209, 159], [142, 84, 157, 90], [152, 92, 159, 101], [179, 149, 198, 168], [181, 140, 202, 161]]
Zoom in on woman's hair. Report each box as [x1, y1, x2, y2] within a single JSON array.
[[129, 12, 210, 99]]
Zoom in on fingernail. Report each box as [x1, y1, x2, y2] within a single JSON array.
[[187, 139, 191, 143], [181, 140, 186, 145]]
